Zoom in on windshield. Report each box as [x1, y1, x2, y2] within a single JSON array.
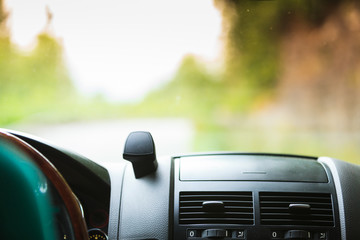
[[1, 0, 359, 164]]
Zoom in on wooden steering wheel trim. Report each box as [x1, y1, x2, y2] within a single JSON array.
[[0, 131, 89, 240]]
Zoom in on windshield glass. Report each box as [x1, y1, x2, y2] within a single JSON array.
[[1, 0, 359, 164]]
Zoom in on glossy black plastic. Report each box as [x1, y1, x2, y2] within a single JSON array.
[[123, 131, 158, 178]]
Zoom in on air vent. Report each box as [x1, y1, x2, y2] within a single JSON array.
[[179, 192, 253, 225], [260, 192, 334, 226]]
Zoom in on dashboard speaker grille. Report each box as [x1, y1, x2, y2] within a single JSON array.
[[179, 192, 254, 225], [259, 192, 334, 226]]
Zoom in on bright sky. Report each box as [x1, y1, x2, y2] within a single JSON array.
[[5, 0, 222, 102]]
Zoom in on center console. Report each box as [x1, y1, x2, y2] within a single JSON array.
[[172, 153, 340, 240]]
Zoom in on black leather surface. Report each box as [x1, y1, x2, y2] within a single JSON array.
[[180, 155, 327, 182], [119, 156, 171, 240], [321, 157, 360, 240], [104, 162, 127, 240]]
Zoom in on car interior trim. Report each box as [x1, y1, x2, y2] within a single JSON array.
[[319, 157, 346, 240]]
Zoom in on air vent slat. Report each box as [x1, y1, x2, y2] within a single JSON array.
[[259, 192, 334, 227], [261, 214, 333, 220], [181, 194, 252, 199], [260, 201, 332, 206], [261, 220, 334, 226], [260, 196, 331, 202], [180, 218, 253, 224], [261, 208, 333, 213], [180, 212, 254, 217], [179, 192, 254, 225], [180, 200, 253, 205], [180, 206, 254, 213]]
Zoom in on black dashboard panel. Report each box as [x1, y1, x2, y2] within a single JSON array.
[[5, 129, 360, 240], [179, 154, 327, 182], [319, 157, 360, 240], [173, 154, 340, 240], [5, 130, 112, 236]]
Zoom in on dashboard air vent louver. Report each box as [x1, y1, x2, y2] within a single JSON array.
[[179, 192, 253, 225], [260, 192, 334, 226]]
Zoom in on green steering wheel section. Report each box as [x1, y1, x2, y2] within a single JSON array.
[[0, 138, 58, 240]]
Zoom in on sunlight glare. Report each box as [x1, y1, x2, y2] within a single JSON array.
[[6, 0, 222, 102]]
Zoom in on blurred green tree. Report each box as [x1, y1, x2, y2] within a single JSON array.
[[213, 0, 344, 112], [0, 0, 74, 125], [143, 55, 221, 121]]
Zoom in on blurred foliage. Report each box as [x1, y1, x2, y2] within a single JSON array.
[[1, 0, 360, 163], [0, 33, 75, 125], [214, 0, 344, 109], [135, 0, 360, 163], [141, 0, 355, 117], [141, 56, 222, 121], [140, 0, 347, 121], [0, 0, 78, 125]]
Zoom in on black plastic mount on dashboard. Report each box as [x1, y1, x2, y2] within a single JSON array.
[[123, 131, 158, 178]]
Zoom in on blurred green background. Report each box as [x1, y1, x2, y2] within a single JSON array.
[[1, 0, 360, 163]]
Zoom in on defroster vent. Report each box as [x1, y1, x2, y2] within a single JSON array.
[[260, 192, 334, 226], [179, 192, 254, 225]]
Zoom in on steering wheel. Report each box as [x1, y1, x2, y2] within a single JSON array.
[[0, 131, 88, 240]]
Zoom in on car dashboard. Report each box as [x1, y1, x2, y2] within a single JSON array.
[[3, 129, 360, 240]]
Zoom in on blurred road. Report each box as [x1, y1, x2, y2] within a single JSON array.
[[11, 118, 194, 164]]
